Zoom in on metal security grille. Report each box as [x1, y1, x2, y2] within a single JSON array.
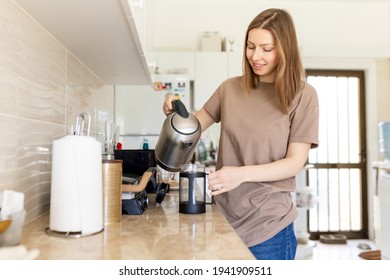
[[306, 70, 368, 239]]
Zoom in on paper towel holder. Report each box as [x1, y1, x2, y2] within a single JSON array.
[[47, 112, 103, 238], [74, 112, 91, 136]]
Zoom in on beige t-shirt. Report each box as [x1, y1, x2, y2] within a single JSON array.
[[203, 76, 319, 247]]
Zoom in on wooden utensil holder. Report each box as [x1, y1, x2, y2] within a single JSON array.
[[102, 160, 123, 225]]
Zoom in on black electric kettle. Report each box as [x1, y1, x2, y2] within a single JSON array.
[[155, 99, 201, 172]]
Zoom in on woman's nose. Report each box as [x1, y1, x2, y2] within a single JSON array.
[[251, 48, 262, 60]]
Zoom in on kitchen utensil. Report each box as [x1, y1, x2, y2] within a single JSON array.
[[319, 234, 347, 244], [103, 120, 117, 160], [358, 250, 381, 260], [179, 163, 206, 214], [155, 99, 201, 172], [48, 113, 103, 237], [102, 159, 123, 225]]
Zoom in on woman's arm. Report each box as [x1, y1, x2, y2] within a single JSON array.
[[195, 108, 215, 132], [208, 142, 311, 194]]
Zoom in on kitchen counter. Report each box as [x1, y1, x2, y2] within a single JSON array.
[[372, 161, 390, 171], [20, 191, 255, 260]]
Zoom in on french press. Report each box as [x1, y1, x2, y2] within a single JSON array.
[[179, 164, 206, 214]]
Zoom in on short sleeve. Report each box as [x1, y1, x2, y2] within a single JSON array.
[[289, 83, 319, 149]]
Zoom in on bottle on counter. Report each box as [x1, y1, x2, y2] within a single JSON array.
[[209, 140, 216, 160], [142, 137, 149, 150]]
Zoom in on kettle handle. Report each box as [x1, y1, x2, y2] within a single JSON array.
[[172, 99, 189, 118]]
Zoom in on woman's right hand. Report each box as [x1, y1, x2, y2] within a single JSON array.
[[163, 93, 176, 116]]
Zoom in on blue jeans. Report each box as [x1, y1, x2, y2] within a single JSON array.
[[249, 223, 297, 260]]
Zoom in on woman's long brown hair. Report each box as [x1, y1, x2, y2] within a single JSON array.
[[242, 8, 305, 114]]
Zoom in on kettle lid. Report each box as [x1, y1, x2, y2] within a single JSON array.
[[171, 113, 200, 135]]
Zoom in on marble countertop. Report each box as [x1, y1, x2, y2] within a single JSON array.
[[20, 191, 255, 260]]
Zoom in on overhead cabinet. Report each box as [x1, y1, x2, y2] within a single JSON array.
[[154, 52, 196, 80], [15, 0, 153, 85]]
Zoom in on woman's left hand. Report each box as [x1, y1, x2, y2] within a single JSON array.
[[208, 166, 244, 195]]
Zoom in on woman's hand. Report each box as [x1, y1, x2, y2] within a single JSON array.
[[163, 93, 176, 116], [207, 143, 311, 195], [208, 166, 245, 195]]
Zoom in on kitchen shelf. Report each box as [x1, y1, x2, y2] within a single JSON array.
[[15, 0, 153, 85]]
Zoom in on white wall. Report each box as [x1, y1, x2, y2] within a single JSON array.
[[149, 0, 390, 55]]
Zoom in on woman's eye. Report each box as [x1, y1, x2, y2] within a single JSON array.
[[263, 49, 273, 52]]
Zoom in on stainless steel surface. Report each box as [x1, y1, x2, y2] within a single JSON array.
[[155, 100, 201, 172], [45, 227, 104, 238]]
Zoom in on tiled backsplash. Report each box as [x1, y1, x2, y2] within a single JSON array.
[[0, 0, 114, 223]]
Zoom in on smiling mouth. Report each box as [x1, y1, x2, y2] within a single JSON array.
[[252, 62, 266, 72]]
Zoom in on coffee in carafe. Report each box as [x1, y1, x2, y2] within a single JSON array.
[[179, 164, 206, 214]]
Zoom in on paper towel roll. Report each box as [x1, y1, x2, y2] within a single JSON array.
[[50, 135, 103, 235]]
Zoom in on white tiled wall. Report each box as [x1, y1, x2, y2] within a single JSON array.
[[0, 0, 114, 223]]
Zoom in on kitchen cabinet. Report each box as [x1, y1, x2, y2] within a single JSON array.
[[228, 51, 243, 77], [194, 52, 227, 110], [155, 52, 195, 80], [15, 0, 153, 85], [194, 52, 242, 110]]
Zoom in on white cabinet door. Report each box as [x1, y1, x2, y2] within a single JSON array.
[[194, 52, 228, 110], [228, 51, 243, 78], [156, 52, 195, 80]]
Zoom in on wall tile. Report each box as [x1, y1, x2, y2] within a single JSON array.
[[0, 115, 64, 223], [0, 0, 22, 115], [0, 0, 114, 223], [66, 53, 103, 134], [0, 0, 67, 124], [95, 85, 115, 143]]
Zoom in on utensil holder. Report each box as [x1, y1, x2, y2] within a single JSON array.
[[102, 160, 123, 225]]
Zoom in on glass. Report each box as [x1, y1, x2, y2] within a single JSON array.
[[0, 209, 26, 246], [179, 164, 206, 214]]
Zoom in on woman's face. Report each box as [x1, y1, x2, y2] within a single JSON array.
[[246, 28, 280, 83]]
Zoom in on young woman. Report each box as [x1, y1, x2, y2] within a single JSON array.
[[163, 8, 319, 260]]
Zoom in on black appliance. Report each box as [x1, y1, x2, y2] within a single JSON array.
[[114, 149, 169, 215]]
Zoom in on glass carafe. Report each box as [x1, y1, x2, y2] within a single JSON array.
[[179, 164, 206, 214]]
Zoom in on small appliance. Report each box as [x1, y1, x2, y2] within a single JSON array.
[[179, 164, 206, 214], [155, 99, 201, 172]]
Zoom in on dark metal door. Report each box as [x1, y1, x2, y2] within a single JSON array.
[[306, 70, 368, 239]]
